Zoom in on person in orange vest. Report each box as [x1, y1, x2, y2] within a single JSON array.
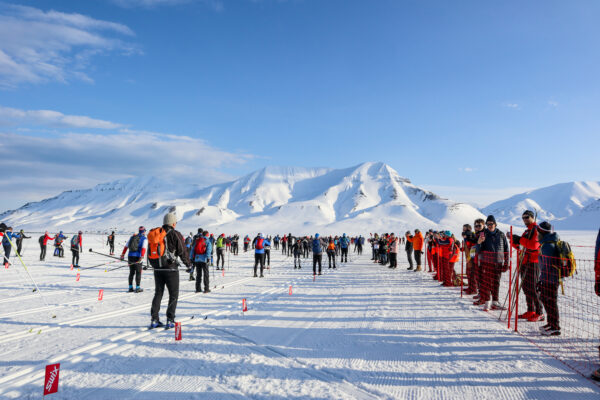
[[410, 229, 424, 271], [435, 231, 455, 286], [326, 238, 336, 269]]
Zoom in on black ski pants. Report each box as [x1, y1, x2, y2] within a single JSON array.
[[294, 253, 301, 268], [406, 249, 414, 269], [151, 268, 179, 321], [254, 253, 265, 275], [341, 248, 348, 262], [327, 250, 336, 268], [521, 262, 542, 314], [216, 248, 225, 267], [71, 249, 79, 267], [414, 250, 422, 266], [389, 252, 397, 268], [265, 249, 270, 266], [128, 259, 143, 287], [539, 282, 559, 329], [40, 244, 47, 261], [195, 261, 209, 291], [3, 244, 11, 261], [313, 253, 322, 275]]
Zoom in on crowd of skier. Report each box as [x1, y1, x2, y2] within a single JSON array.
[[1, 211, 599, 379]]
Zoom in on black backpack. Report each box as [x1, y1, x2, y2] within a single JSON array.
[[39, 235, 44, 245], [129, 234, 141, 253]]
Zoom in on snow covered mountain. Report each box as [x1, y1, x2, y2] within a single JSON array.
[[482, 181, 600, 229], [0, 162, 484, 234]]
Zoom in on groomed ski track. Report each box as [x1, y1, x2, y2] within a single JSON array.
[[1, 239, 599, 399]]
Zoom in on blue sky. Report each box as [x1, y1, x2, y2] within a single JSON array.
[[1, 0, 599, 211]]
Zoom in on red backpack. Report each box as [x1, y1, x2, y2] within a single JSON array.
[[255, 238, 264, 250], [194, 237, 207, 255]]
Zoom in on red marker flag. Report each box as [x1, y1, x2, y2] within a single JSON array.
[[98, 289, 104, 301], [70, 264, 73, 271], [222, 268, 225, 277], [76, 272, 80, 282], [289, 285, 293, 295], [43, 363, 60, 396], [175, 322, 182, 341], [242, 298, 247, 312]]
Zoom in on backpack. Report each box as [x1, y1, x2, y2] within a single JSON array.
[[194, 237, 207, 256], [129, 234, 141, 253], [71, 235, 79, 249], [147, 227, 175, 267], [554, 240, 576, 279], [39, 235, 44, 245], [255, 238, 264, 250]]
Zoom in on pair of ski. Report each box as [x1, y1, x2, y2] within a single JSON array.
[[147, 314, 208, 330]]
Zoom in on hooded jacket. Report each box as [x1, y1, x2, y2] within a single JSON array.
[[539, 232, 560, 286]]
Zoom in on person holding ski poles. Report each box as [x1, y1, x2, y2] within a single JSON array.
[[121, 226, 147, 293], [215, 233, 226, 270], [71, 231, 83, 268], [107, 231, 116, 255], [340, 233, 350, 263], [54, 231, 67, 257], [39, 231, 55, 261], [509, 210, 544, 322], [190, 230, 212, 293], [2, 227, 21, 267], [148, 212, 191, 329], [16, 229, 30, 256]]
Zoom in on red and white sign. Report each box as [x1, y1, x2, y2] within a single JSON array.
[[76, 272, 80, 282], [98, 289, 104, 301], [222, 268, 225, 277], [4, 262, 8, 269], [43, 363, 60, 396], [289, 285, 293, 295], [70, 264, 73, 271], [242, 298, 247, 312], [175, 322, 182, 341]]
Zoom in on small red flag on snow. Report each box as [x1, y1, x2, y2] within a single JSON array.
[[98, 289, 104, 301], [242, 298, 247, 312], [175, 322, 182, 341], [43, 363, 60, 396], [70, 264, 73, 271], [222, 268, 225, 277], [289, 285, 293, 295], [76, 272, 80, 282]]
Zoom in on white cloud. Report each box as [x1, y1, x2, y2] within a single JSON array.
[[548, 100, 559, 107], [502, 102, 520, 109], [0, 3, 138, 88], [0, 107, 254, 212], [0, 106, 126, 129], [458, 167, 476, 173]]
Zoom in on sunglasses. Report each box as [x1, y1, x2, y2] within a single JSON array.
[[475, 224, 483, 228], [522, 216, 531, 220], [486, 222, 495, 226]]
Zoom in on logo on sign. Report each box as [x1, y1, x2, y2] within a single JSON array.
[[44, 363, 60, 396], [175, 322, 182, 341]]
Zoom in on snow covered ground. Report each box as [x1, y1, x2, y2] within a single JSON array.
[[1, 235, 599, 399]]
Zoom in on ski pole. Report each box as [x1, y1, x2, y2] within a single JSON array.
[[2, 233, 57, 318]]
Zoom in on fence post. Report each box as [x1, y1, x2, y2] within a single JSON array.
[[508, 226, 513, 329], [460, 244, 464, 298]]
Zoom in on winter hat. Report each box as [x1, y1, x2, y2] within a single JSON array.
[[537, 221, 552, 233], [486, 215, 496, 225], [315, 233, 320, 238], [163, 212, 177, 226], [258, 233, 263, 238], [522, 210, 535, 218], [444, 230, 452, 237], [139, 226, 146, 233]]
